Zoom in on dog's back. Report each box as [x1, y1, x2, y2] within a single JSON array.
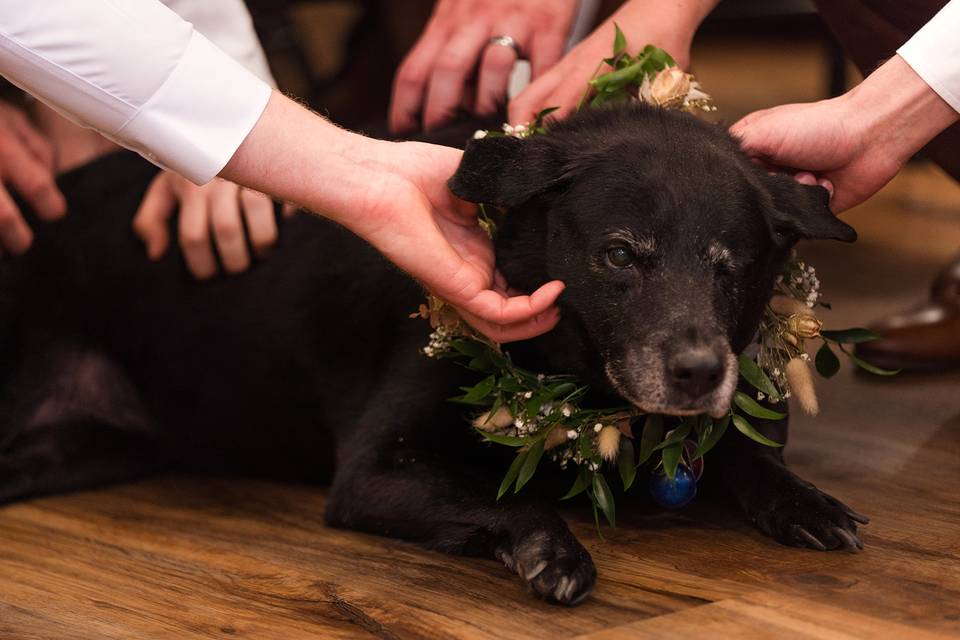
[[0, 150, 444, 482]]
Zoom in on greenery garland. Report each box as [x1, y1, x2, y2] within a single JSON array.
[[415, 28, 895, 528]]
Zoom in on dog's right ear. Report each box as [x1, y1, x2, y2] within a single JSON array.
[[448, 136, 564, 207]]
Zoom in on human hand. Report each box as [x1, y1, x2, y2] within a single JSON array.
[[133, 171, 277, 279], [355, 140, 564, 342], [731, 55, 960, 213], [389, 0, 579, 134], [509, 0, 706, 124], [0, 100, 67, 255]]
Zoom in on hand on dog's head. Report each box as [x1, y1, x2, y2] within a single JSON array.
[[449, 103, 855, 417]]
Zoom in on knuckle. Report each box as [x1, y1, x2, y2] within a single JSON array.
[[178, 226, 207, 250], [212, 217, 242, 242]]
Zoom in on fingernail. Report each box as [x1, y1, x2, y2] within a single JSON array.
[[794, 172, 817, 186]]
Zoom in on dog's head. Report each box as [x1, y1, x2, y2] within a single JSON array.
[[449, 103, 855, 417]]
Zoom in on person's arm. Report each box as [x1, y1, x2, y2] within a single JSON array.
[[897, 0, 960, 115], [508, 0, 719, 124], [221, 91, 564, 342], [0, 0, 270, 186], [0, 0, 560, 340], [731, 54, 959, 213]]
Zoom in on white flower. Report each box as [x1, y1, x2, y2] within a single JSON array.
[[593, 423, 603, 433], [523, 391, 534, 399], [567, 429, 578, 440], [472, 129, 488, 139], [561, 404, 573, 418]]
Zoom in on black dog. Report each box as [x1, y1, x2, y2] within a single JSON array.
[[0, 103, 867, 606]]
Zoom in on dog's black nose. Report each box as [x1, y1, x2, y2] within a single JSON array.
[[668, 349, 724, 397]]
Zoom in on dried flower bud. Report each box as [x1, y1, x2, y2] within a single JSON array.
[[785, 358, 819, 415], [787, 314, 823, 339], [769, 295, 814, 318], [650, 67, 691, 107], [544, 428, 569, 450], [472, 406, 513, 431], [598, 425, 621, 462], [616, 418, 633, 438]]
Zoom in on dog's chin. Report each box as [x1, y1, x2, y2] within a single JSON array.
[[605, 354, 738, 419]]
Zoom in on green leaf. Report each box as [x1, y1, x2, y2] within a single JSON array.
[[592, 474, 616, 528], [497, 450, 527, 500], [561, 469, 590, 500], [451, 339, 487, 358], [618, 439, 637, 490], [821, 328, 880, 344], [515, 439, 545, 492], [636, 414, 664, 465], [734, 391, 787, 420], [846, 352, 900, 376], [661, 441, 683, 482], [589, 61, 643, 93], [460, 375, 496, 404], [732, 414, 784, 448], [477, 430, 526, 447], [612, 23, 627, 56], [815, 342, 841, 378], [693, 415, 729, 459], [548, 382, 577, 399], [738, 355, 781, 401], [651, 423, 691, 452]]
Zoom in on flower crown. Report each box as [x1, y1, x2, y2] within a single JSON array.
[[415, 27, 893, 528]]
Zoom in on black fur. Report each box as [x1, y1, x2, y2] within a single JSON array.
[[0, 103, 865, 606]]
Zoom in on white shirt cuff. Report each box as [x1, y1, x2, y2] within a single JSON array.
[[115, 30, 272, 184], [897, 1, 960, 114]]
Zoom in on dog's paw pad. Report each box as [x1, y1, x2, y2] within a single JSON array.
[[502, 531, 597, 605], [754, 483, 868, 552]]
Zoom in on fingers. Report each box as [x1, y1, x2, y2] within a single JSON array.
[[423, 23, 491, 131], [390, 22, 450, 134], [240, 188, 278, 257], [529, 30, 567, 79], [0, 132, 66, 222], [475, 37, 521, 116], [508, 69, 560, 124], [454, 279, 566, 340], [177, 187, 218, 280], [458, 303, 561, 343], [476, 18, 531, 116], [209, 181, 251, 275], [133, 173, 176, 260], [8, 106, 56, 171], [0, 184, 32, 255]]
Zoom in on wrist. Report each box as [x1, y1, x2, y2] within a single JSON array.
[[845, 55, 960, 164]]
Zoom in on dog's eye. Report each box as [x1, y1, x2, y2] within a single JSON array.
[[605, 245, 635, 268]]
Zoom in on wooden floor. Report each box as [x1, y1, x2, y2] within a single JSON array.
[[4, 33, 960, 640]]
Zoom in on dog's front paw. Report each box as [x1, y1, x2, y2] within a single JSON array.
[[496, 530, 596, 605], [751, 480, 870, 552]]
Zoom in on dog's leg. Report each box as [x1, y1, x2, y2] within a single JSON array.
[[325, 447, 596, 605], [0, 419, 165, 504], [0, 347, 165, 504], [713, 413, 869, 551]]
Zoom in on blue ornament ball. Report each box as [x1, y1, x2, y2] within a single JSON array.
[[648, 464, 698, 509]]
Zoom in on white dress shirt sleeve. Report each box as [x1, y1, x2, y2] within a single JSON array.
[[161, 0, 276, 87], [898, 0, 960, 114], [0, 0, 273, 184]]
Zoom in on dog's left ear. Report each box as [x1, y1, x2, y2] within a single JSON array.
[[448, 135, 565, 207], [763, 174, 857, 244]]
